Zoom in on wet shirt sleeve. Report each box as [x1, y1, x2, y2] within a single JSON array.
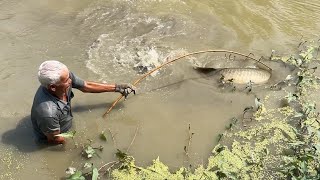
[[38, 117, 60, 134], [70, 72, 85, 89]]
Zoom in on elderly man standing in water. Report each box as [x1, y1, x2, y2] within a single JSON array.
[[31, 60, 135, 144]]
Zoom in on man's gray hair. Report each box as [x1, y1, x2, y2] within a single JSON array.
[[38, 60, 68, 87]]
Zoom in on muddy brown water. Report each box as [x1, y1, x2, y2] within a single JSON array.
[[0, 0, 320, 179]]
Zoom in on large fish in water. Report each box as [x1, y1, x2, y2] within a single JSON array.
[[194, 66, 271, 84]]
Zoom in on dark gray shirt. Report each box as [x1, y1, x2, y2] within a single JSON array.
[[31, 72, 84, 142]]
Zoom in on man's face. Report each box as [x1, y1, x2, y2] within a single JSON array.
[[55, 68, 72, 94]]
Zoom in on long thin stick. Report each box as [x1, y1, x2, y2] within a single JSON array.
[[126, 125, 139, 153], [184, 123, 194, 158], [108, 128, 117, 148], [98, 161, 118, 172], [103, 49, 272, 118]]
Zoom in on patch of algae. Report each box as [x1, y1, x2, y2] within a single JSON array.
[[277, 106, 295, 117], [234, 117, 296, 141], [111, 101, 297, 179], [254, 104, 270, 121], [297, 70, 320, 97], [304, 117, 320, 129], [112, 157, 217, 180]]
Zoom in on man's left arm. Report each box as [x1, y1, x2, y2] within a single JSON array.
[[80, 81, 116, 93], [70, 72, 135, 96]]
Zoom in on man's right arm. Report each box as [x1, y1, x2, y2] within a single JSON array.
[[38, 117, 64, 144]]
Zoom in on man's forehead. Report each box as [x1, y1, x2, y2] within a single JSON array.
[[62, 68, 69, 74], [60, 68, 70, 79]]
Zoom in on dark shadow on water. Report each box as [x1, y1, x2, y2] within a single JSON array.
[[1, 115, 46, 153]]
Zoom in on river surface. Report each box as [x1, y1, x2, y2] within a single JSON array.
[[0, 0, 319, 179]]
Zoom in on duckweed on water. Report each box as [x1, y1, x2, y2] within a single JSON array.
[[0, 148, 27, 180]]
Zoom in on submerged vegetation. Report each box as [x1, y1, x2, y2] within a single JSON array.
[[65, 40, 320, 179]]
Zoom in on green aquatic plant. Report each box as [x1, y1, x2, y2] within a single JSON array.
[[66, 170, 85, 180], [55, 130, 76, 138], [83, 146, 96, 159], [91, 168, 99, 180], [280, 112, 320, 179], [271, 42, 319, 67], [99, 130, 107, 141], [273, 42, 320, 179], [65, 165, 99, 180]]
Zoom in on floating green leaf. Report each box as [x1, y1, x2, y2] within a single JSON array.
[[285, 93, 298, 103], [55, 130, 76, 138], [83, 146, 96, 158], [288, 141, 305, 146], [92, 168, 99, 180], [66, 171, 85, 180], [83, 163, 92, 169], [294, 113, 303, 118], [100, 131, 107, 141], [254, 97, 262, 110], [300, 46, 315, 61], [66, 167, 77, 175]]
